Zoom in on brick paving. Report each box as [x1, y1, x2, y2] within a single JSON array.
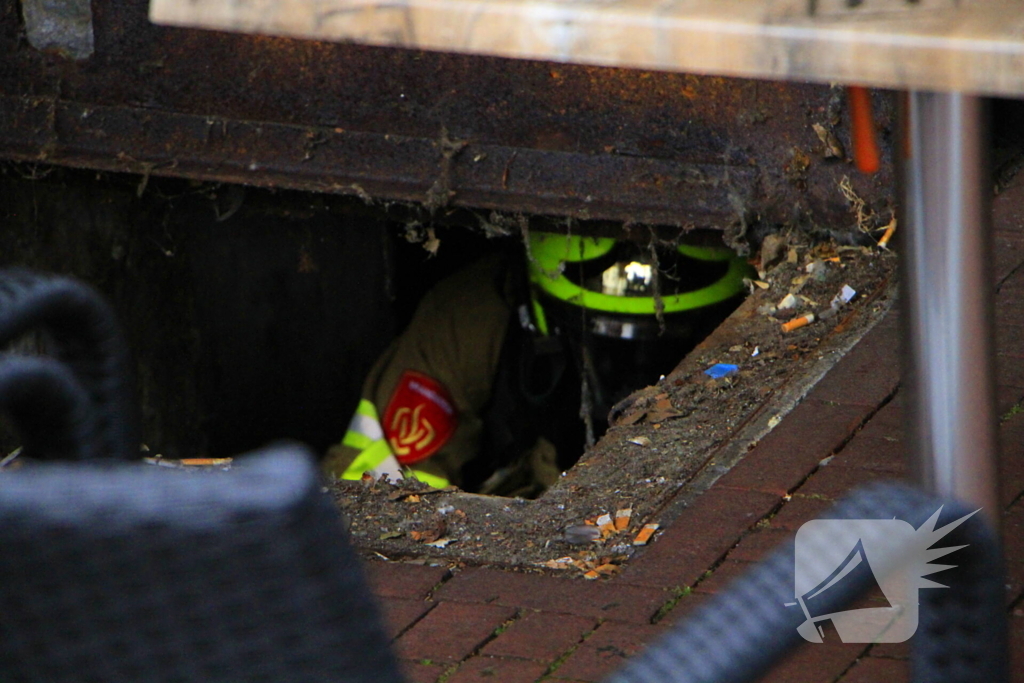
[[357, 179, 1024, 682]]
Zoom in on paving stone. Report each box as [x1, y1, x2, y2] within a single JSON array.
[[715, 400, 872, 495], [436, 567, 670, 624], [836, 655, 909, 683], [693, 559, 756, 594], [768, 495, 835, 531], [400, 660, 445, 683], [653, 589, 710, 625], [378, 596, 435, 639], [618, 487, 781, 588], [998, 384, 1024, 416], [993, 230, 1024, 284], [994, 177, 1024, 233], [853, 401, 904, 442], [395, 601, 517, 663], [797, 463, 899, 500], [549, 639, 637, 682], [727, 527, 794, 562], [998, 323, 1024, 360], [996, 290, 1024, 330], [1002, 503, 1024, 568], [365, 560, 451, 600], [997, 353, 1024, 392], [546, 619, 682, 681], [1006, 565, 1024, 607], [756, 643, 866, 683], [481, 611, 597, 662], [1001, 413, 1024, 508], [1010, 613, 1024, 681], [447, 656, 548, 683], [580, 619, 670, 651], [869, 640, 910, 660], [833, 434, 907, 474], [999, 264, 1024, 293], [804, 321, 900, 408]]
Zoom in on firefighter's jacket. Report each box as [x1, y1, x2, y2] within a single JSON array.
[[323, 254, 515, 488]]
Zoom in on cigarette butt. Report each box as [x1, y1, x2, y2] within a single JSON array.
[[633, 523, 660, 546], [597, 513, 615, 535], [583, 570, 601, 580], [614, 508, 632, 531], [781, 313, 815, 333], [180, 458, 233, 466], [878, 218, 897, 250]]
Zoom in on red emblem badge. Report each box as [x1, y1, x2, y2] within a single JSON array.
[[383, 370, 458, 465]]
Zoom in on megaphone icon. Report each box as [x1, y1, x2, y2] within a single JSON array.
[[792, 538, 901, 643]]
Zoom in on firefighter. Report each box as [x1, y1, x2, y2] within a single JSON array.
[[322, 232, 751, 496]]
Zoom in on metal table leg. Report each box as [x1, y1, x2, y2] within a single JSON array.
[[902, 91, 998, 522]]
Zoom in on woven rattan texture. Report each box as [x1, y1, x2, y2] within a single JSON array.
[[0, 447, 403, 683]]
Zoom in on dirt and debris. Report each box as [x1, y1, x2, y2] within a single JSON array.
[[330, 233, 898, 575]]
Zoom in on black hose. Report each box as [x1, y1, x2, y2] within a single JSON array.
[[0, 270, 137, 459], [605, 482, 1006, 683], [0, 356, 96, 460]]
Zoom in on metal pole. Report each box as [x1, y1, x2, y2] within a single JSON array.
[[901, 91, 998, 522]]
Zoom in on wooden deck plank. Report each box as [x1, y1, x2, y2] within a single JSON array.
[[150, 0, 1024, 94]]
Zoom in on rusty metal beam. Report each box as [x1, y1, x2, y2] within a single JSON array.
[[0, 0, 895, 229]]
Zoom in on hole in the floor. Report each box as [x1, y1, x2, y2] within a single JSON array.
[[385, 225, 749, 497], [0, 163, 748, 498]]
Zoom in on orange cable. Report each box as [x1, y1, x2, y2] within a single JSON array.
[[848, 85, 880, 174]]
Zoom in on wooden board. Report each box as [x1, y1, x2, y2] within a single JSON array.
[[149, 0, 1024, 95]]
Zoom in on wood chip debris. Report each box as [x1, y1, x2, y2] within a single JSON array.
[[812, 122, 845, 158], [777, 293, 799, 310], [409, 517, 447, 543], [744, 278, 771, 291]]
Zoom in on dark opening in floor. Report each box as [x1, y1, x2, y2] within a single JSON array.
[[0, 163, 747, 498]]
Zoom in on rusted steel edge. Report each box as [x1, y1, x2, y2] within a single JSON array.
[[0, 95, 755, 228]]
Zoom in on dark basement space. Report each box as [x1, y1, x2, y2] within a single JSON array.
[[0, 163, 748, 493]]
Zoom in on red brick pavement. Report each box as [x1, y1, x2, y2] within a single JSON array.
[[356, 185, 1024, 682]]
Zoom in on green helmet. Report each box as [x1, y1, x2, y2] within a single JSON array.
[[526, 233, 752, 338]]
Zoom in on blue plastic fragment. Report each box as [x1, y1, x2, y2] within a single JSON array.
[[705, 363, 739, 379]]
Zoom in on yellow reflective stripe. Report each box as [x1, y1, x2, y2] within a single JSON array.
[[409, 469, 449, 488], [356, 399, 379, 419], [342, 430, 374, 452], [532, 297, 550, 337], [340, 439, 394, 480]]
